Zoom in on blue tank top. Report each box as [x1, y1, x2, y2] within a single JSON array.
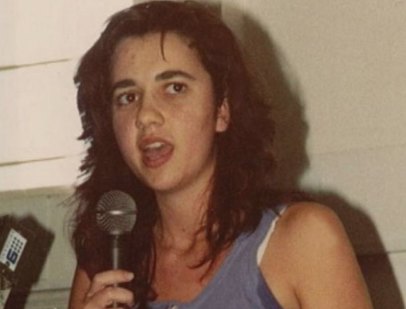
[[148, 210, 283, 309]]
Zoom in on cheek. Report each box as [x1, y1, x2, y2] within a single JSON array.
[[113, 118, 135, 154], [112, 118, 124, 143], [186, 112, 218, 147], [182, 109, 213, 132]]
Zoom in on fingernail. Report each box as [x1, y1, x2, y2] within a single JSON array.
[[127, 272, 134, 280]]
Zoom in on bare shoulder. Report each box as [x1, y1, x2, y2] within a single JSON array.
[[260, 202, 372, 308], [264, 201, 353, 278], [272, 201, 357, 275], [278, 202, 347, 245]]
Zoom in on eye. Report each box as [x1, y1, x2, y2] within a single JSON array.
[[166, 82, 187, 94], [115, 92, 141, 106]]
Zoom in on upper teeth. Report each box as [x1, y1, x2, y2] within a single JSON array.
[[145, 142, 164, 150]]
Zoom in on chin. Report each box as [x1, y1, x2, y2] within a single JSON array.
[[141, 175, 181, 194]]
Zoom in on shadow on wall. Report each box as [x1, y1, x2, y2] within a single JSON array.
[[233, 6, 404, 309], [0, 215, 54, 309], [238, 13, 309, 192]]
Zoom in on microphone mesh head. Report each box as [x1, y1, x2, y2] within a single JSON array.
[[96, 190, 137, 236]]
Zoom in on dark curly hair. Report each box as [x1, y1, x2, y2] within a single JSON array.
[[71, 1, 277, 307]]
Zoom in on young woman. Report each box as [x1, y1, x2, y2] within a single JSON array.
[[69, 1, 372, 308]]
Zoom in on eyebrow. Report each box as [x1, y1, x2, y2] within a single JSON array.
[[155, 70, 196, 81], [111, 79, 135, 95], [110, 70, 196, 94]]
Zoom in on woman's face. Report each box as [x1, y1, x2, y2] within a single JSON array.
[[110, 32, 229, 197]]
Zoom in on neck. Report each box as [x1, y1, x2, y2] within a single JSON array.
[[154, 178, 212, 252]]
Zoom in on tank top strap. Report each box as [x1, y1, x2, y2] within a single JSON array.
[[256, 205, 287, 263]]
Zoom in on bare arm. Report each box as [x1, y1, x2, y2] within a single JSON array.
[[261, 203, 372, 309], [69, 266, 135, 309]]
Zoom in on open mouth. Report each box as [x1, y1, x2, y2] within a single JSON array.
[[140, 140, 174, 168]]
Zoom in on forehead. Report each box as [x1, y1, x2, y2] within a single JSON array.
[[110, 32, 204, 73]]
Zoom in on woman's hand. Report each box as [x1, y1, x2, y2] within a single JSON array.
[[69, 267, 135, 309]]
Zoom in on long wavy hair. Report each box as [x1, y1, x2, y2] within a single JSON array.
[[72, 1, 277, 306]]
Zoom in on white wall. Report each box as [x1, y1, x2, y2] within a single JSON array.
[[0, 0, 135, 191], [222, 0, 406, 307]]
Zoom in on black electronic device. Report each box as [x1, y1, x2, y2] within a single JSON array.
[[0, 217, 33, 308]]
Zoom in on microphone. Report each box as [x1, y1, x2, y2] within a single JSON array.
[[96, 190, 137, 271]]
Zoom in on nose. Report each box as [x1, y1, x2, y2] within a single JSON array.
[[135, 94, 164, 130]]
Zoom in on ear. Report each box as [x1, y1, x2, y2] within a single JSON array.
[[215, 99, 230, 132]]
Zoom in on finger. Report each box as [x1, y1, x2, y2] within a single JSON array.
[[86, 286, 134, 308], [87, 270, 134, 297]]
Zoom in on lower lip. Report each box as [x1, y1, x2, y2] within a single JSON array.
[[142, 146, 174, 169]]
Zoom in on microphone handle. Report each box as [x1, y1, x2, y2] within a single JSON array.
[[111, 235, 120, 270], [111, 235, 125, 309]]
